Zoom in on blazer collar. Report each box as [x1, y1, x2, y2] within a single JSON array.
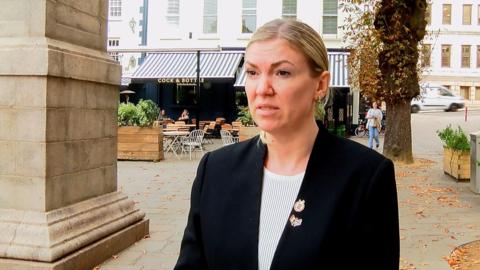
[[244, 121, 334, 269]]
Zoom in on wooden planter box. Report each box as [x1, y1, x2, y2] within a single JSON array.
[[443, 148, 470, 181], [118, 126, 164, 161], [239, 126, 260, 142]]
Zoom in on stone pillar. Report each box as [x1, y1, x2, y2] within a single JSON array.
[[0, 1, 148, 269]]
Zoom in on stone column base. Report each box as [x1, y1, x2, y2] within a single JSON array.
[[0, 192, 147, 262], [0, 219, 149, 270]]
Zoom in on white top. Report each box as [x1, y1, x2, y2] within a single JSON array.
[[258, 168, 305, 270], [366, 108, 383, 129]]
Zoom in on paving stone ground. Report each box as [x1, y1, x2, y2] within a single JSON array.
[[99, 112, 480, 270]]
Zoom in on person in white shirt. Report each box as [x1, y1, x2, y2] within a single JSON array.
[[365, 101, 383, 149]]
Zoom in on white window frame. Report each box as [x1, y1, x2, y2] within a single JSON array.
[[442, 4, 451, 25], [203, 0, 218, 34], [242, 0, 257, 34], [108, 39, 120, 47], [323, 0, 338, 35], [463, 4, 472, 25], [441, 44, 451, 68], [282, 0, 297, 20], [109, 0, 122, 17], [461, 45, 471, 68], [166, 0, 180, 28]]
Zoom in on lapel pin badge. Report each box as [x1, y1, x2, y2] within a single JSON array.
[[294, 199, 305, 213], [289, 214, 302, 227]]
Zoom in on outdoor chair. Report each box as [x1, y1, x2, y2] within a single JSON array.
[[181, 129, 205, 160], [202, 123, 214, 144], [220, 130, 239, 146]]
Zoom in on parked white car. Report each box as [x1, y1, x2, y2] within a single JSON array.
[[411, 84, 465, 113]]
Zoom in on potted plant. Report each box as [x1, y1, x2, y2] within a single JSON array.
[[437, 125, 470, 181], [236, 106, 260, 142], [117, 99, 164, 161]]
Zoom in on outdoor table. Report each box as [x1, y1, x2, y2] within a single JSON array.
[[163, 131, 190, 159]]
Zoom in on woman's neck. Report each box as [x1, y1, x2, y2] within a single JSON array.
[[264, 119, 319, 176]]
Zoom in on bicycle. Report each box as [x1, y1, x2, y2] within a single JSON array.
[[354, 119, 368, 137]]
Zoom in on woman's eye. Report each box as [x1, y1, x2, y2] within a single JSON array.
[[245, 70, 258, 77], [276, 70, 291, 77]]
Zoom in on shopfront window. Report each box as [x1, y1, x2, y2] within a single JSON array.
[[175, 85, 197, 105]]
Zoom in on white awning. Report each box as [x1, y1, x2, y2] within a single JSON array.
[[120, 77, 131, 86], [234, 51, 350, 88], [132, 52, 243, 79]]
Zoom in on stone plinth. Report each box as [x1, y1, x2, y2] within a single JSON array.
[[0, 0, 148, 267]]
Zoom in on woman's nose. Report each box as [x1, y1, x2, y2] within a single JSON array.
[[255, 74, 274, 96]]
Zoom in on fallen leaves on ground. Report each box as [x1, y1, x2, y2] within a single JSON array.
[[445, 240, 480, 270]]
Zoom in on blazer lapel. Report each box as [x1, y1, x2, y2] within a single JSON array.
[[235, 137, 266, 270], [269, 123, 339, 269]]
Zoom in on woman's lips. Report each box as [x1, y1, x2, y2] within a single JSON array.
[[256, 104, 279, 116]]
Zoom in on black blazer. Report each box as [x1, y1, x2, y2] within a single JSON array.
[[175, 123, 399, 270]]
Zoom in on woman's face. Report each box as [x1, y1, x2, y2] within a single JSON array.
[[244, 38, 329, 134], [372, 102, 378, 109]]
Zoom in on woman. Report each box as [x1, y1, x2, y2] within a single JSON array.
[[366, 101, 383, 149], [178, 109, 190, 122], [175, 19, 399, 270]]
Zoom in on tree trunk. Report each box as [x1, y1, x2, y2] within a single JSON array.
[[383, 100, 413, 163]]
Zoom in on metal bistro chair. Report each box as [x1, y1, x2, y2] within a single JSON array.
[[181, 129, 205, 160], [220, 130, 239, 146]]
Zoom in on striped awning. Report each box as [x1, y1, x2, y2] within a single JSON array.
[[120, 77, 131, 86], [234, 51, 350, 88], [132, 52, 243, 79]]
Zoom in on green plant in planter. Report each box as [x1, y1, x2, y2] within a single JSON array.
[[118, 102, 138, 126], [236, 106, 255, 126], [437, 125, 470, 151], [118, 99, 159, 127], [136, 99, 160, 127]]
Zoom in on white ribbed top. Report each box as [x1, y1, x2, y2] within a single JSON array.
[[258, 168, 305, 270]]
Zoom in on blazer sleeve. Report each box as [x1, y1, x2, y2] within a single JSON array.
[[174, 153, 210, 270], [358, 158, 400, 269]]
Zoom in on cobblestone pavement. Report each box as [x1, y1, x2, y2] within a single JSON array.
[[99, 113, 480, 270]]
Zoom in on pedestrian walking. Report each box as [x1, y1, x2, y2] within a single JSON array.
[[174, 18, 399, 270], [366, 101, 383, 149]]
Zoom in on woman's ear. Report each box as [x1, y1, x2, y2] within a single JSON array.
[[315, 71, 330, 100]]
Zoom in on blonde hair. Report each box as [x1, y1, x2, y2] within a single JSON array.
[[246, 18, 331, 143]]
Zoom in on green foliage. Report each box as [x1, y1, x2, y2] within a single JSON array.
[[236, 106, 255, 126], [118, 102, 138, 126], [117, 99, 159, 127], [437, 125, 470, 151], [136, 99, 160, 127]]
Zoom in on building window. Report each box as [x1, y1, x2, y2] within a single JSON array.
[[478, 5, 480, 25], [108, 39, 120, 47], [460, 86, 470, 100], [425, 3, 431, 25], [108, 52, 120, 61], [323, 0, 338, 34], [475, 87, 480, 100], [442, 4, 451, 25], [109, 0, 122, 17], [463, 4, 472, 25], [242, 0, 257, 33], [461, 45, 471, 68], [420, 44, 431, 68], [282, 0, 297, 20], [477, 46, 480, 68], [175, 85, 197, 105], [166, 0, 180, 27], [441, 45, 451, 67], [203, 0, 217, 33]]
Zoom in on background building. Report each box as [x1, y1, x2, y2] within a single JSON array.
[[108, 0, 351, 127], [421, 0, 480, 101]]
